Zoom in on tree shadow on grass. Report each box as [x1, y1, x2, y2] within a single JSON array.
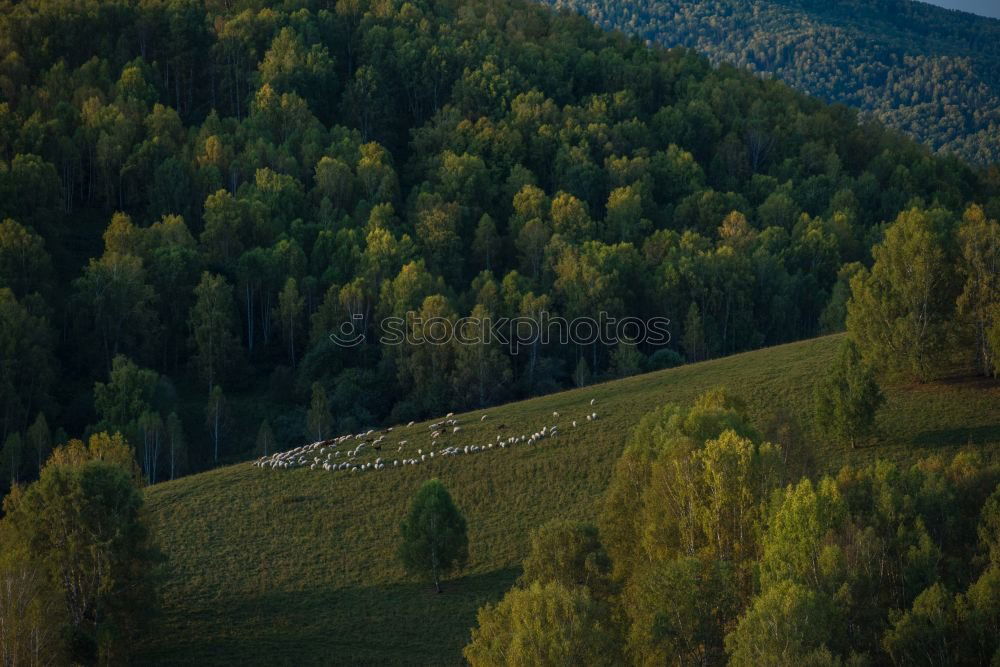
[[911, 424, 1000, 448], [138, 568, 519, 666]]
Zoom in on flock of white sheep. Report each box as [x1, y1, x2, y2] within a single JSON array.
[[252, 399, 601, 475]]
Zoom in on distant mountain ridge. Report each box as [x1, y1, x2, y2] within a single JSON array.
[[541, 0, 1000, 164]]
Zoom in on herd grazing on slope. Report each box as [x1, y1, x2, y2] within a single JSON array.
[[252, 399, 601, 475]]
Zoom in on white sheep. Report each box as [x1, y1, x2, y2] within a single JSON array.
[[590, 398, 597, 405]]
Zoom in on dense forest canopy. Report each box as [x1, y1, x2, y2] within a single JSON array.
[[540, 0, 1000, 164], [0, 0, 997, 488], [465, 390, 1000, 665]]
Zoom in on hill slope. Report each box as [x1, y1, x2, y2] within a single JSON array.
[[540, 0, 1000, 164], [138, 334, 1000, 664]]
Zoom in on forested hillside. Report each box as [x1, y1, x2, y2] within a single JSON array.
[[0, 0, 997, 493], [540, 0, 1000, 164]]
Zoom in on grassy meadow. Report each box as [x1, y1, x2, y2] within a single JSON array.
[[137, 334, 1000, 664]]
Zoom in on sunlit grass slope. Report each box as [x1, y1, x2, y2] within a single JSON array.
[[138, 334, 1000, 664]]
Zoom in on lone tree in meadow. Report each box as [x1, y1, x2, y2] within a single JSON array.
[[399, 479, 468, 593], [814, 339, 884, 448]]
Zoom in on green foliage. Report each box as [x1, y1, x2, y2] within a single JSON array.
[[165, 412, 187, 481], [399, 479, 469, 593], [0, 516, 66, 665], [451, 303, 513, 409], [682, 302, 704, 362], [519, 520, 612, 597], [882, 582, 957, 665], [980, 485, 1000, 567], [274, 277, 304, 367], [305, 382, 331, 441], [539, 0, 1000, 165], [624, 555, 738, 665], [254, 419, 275, 457], [1, 0, 996, 659], [599, 388, 758, 574], [609, 340, 644, 378], [1, 438, 161, 663], [0, 218, 52, 299], [74, 251, 158, 368], [93, 354, 159, 441], [881, 487, 1000, 663], [814, 339, 884, 448], [572, 356, 591, 387], [205, 385, 228, 464], [26, 411, 51, 475], [725, 580, 840, 666], [40, 432, 143, 488], [954, 566, 1000, 663], [758, 478, 846, 592], [847, 208, 958, 381], [819, 261, 864, 333], [0, 288, 55, 440], [0, 0, 994, 485], [463, 581, 619, 667], [956, 205, 1000, 377], [591, 389, 786, 661], [1, 432, 23, 485], [472, 389, 1000, 665], [189, 272, 242, 390]]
